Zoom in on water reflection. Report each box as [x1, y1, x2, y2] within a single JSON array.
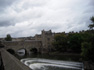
[[18, 54, 81, 62], [17, 49, 25, 56]]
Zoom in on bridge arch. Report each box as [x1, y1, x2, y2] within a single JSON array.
[[30, 48, 38, 54], [7, 49, 15, 54], [17, 48, 27, 56], [3, 41, 42, 54]]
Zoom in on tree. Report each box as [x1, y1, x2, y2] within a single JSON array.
[[81, 42, 91, 60], [53, 33, 68, 52], [68, 33, 83, 53], [81, 16, 94, 62], [81, 41, 94, 62], [91, 16, 94, 23], [5, 34, 12, 41], [88, 16, 94, 30]]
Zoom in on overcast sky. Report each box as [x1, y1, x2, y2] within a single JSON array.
[[0, 0, 94, 37]]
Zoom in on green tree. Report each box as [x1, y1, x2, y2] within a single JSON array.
[[53, 33, 68, 52], [81, 41, 94, 62], [5, 34, 12, 41], [88, 16, 94, 30], [68, 33, 83, 53], [81, 17, 94, 62], [81, 42, 92, 60]]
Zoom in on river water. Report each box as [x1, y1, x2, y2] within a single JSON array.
[[21, 58, 83, 70], [17, 53, 84, 70]]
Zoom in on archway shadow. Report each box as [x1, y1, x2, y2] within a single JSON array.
[[7, 49, 15, 54], [30, 48, 38, 54]]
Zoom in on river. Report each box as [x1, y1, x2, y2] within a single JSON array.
[[15, 52, 84, 70], [21, 58, 83, 70]]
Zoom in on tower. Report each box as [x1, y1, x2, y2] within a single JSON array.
[[41, 30, 54, 53]]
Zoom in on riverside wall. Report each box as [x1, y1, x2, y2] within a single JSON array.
[[0, 49, 31, 70]]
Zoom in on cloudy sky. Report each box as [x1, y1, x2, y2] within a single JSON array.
[[0, 0, 94, 37]]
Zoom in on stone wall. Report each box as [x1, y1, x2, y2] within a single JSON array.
[[41, 30, 54, 53], [0, 49, 31, 70], [2, 40, 42, 53]]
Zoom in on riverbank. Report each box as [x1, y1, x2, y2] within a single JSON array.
[[49, 52, 80, 56], [84, 61, 94, 70], [47, 52, 82, 61], [49, 52, 94, 70]]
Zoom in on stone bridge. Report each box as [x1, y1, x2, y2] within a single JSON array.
[[2, 40, 42, 54]]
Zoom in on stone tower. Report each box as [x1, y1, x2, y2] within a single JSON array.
[[41, 30, 54, 53]]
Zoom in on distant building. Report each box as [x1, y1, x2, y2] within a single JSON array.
[[35, 34, 42, 41]]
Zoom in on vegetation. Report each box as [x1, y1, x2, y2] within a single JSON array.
[[88, 16, 94, 30], [53, 32, 83, 53], [53, 33, 68, 52], [68, 33, 83, 53], [53, 16, 94, 62], [81, 33, 94, 62], [5, 34, 12, 41]]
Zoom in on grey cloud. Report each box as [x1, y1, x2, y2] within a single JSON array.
[[0, 20, 11, 27], [0, 0, 14, 6], [0, 20, 15, 27], [90, 0, 94, 6], [22, 1, 45, 9], [30, 22, 63, 33], [0, 17, 16, 27], [0, 0, 17, 10], [0, 0, 94, 37]]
